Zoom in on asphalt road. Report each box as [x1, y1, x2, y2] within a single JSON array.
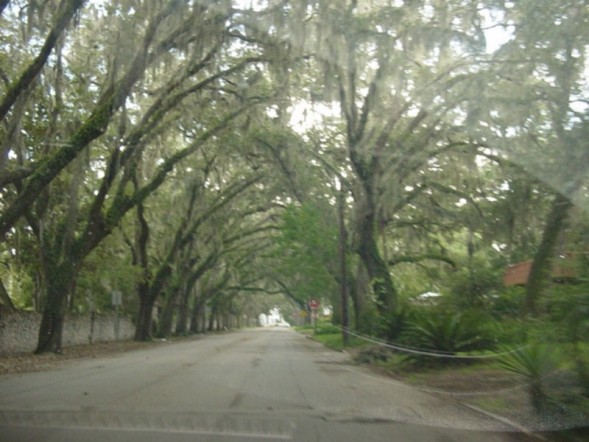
[[0, 328, 531, 441]]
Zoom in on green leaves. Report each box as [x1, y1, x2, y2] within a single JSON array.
[[497, 343, 560, 379], [497, 342, 564, 412], [270, 202, 339, 305], [404, 310, 493, 355]]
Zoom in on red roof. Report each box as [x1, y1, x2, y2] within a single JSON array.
[[503, 253, 580, 286]]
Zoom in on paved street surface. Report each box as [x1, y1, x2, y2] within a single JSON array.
[[0, 328, 530, 441]]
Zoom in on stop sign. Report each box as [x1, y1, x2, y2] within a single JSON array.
[[309, 299, 319, 309]]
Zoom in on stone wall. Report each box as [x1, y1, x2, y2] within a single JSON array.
[[0, 309, 135, 355]]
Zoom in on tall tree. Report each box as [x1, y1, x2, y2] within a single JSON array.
[[0, 0, 189, 237], [475, 0, 589, 314], [299, 0, 490, 315], [1, 1, 277, 353]]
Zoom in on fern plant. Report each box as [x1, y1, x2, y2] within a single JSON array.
[[399, 311, 493, 368], [404, 311, 492, 354]]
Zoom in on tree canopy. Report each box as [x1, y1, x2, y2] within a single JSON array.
[[0, 0, 587, 356]]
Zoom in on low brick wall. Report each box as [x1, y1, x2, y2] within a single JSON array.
[[0, 310, 135, 355]]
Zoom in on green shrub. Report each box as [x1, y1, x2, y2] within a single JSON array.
[[571, 343, 589, 398], [355, 303, 384, 337], [545, 286, 589, 397], [379, 303, 414, 342], [442, 257, 503, 309], [490, 318, 547, 346], [402, 310, 494, 355], [497, 343, 562, 413], [489, 286, 526, 318]]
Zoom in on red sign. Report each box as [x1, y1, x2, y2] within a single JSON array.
[[309, 299, 319, 309]]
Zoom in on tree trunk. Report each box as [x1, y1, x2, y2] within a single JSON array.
[[190, 297, 204, 334], [132, 199, 155, 341], [525, 193, 573, 316], [134, 282, 155, 341], [199, 302, 206, 333], [158, 287, 180, 338], [355, 198, 397, 315], [349, 262, 368, 331], [337, 188, 350, 344], [175, 285, 191, 335], [35, 296, 66, 354], [207, 304, 216, 332], [35, 261, 75, 354]]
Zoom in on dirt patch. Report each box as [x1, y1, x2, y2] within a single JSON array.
[[406, 366, 521, 393], [352, 345, 589, 434], [0, 336, 200, 376], [403, 366, 534, 423]]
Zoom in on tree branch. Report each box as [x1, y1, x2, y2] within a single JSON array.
[[0, 0, 85, 123], [0, 0, 182, 239], [388, 254, 456, 268]]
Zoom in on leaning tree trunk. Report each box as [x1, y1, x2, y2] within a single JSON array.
[[525, 193, 573, 316]]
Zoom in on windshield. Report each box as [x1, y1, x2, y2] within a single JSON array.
[[0, 1, 588, 441]]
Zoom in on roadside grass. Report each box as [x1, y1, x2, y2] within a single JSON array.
[[311, 332, 367, 351], [294, 322, 369, 351], [294, 322, 339, 335]]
